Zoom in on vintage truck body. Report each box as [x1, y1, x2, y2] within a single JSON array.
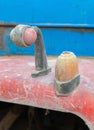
[[0, 0, 94, 130]]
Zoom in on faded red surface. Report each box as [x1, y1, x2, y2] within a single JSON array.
[[0, 56, 94, 129]]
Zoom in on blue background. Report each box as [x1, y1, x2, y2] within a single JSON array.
[[0, 0, 94, 56]]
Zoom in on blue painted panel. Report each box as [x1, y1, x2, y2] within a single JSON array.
[[2, 28, 94, 56], [0, 0, 94, 25], [0, 0, 94, 56]]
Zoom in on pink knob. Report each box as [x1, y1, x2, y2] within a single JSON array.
[[23, 27, 37, 45]]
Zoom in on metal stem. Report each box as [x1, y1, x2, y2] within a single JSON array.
[[31, 26, 51, 77], [32, 27, 48, 70]]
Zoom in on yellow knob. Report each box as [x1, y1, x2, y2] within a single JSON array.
[[55, 51, 79, 82]]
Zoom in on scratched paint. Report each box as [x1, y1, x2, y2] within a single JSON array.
[[0, 56, 93, 129]]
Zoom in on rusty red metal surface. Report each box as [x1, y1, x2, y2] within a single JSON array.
[[0, 56, 93, 129]]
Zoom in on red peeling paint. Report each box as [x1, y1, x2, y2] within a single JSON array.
[[0, 56, 93, 129]]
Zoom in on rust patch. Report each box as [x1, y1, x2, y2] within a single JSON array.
[[0, 21, 16, 27], [0, 27, 7, 49], [0, 21, 94, 33], [0, 26, 14, 50], [58, 27, 94, 33]]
